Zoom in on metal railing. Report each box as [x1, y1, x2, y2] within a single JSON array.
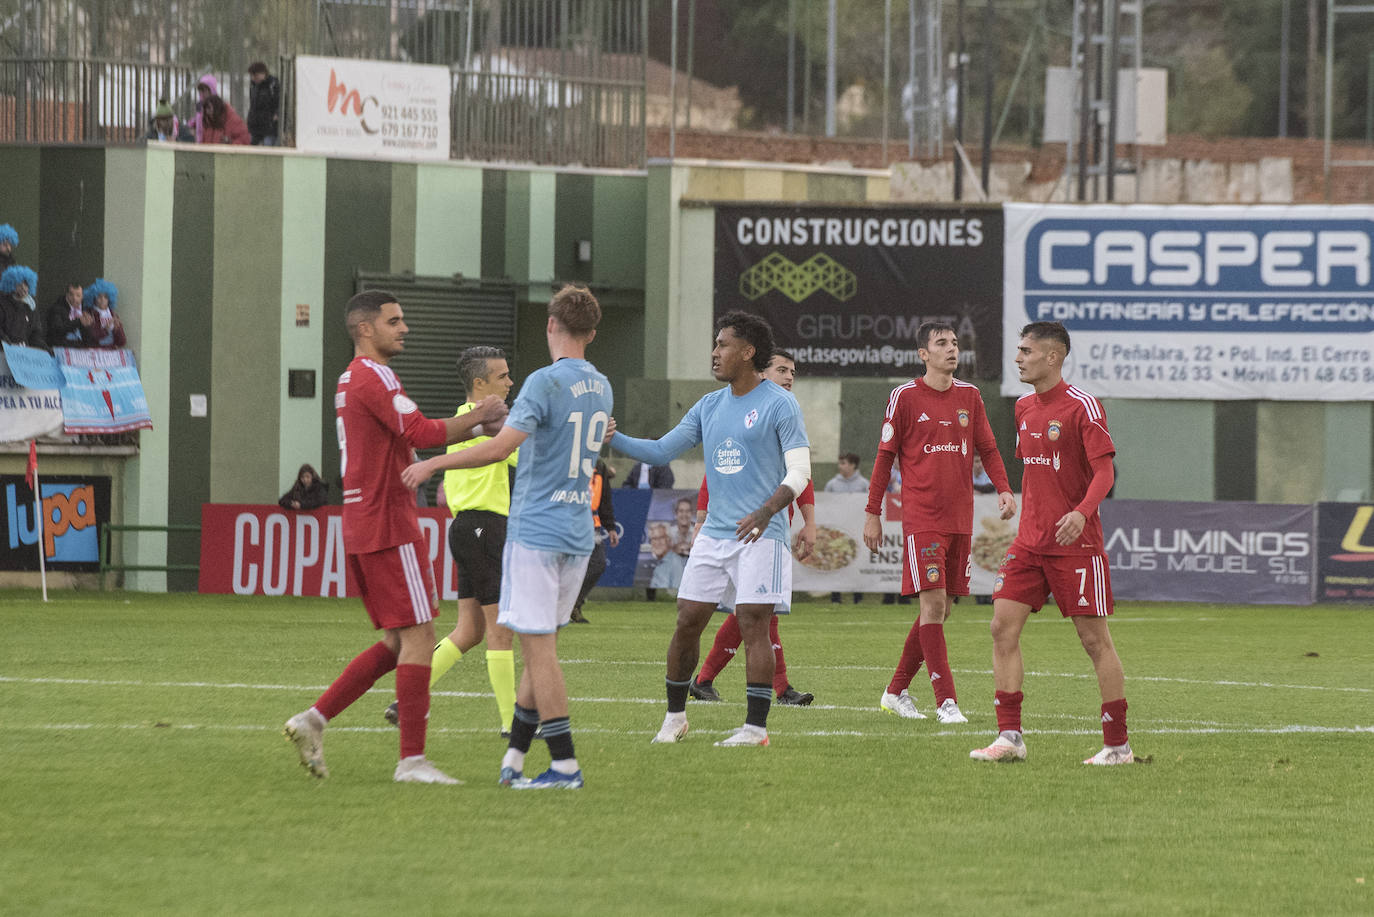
[[99, 522, 200, 589], [0, 57, 197, 143]]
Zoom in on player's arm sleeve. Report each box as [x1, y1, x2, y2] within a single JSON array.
[[973, 406, 1012, 493], [1075, 455, 1115, 518], [797, 479, 815, 507], [611, 404, 702, 465], [697, 478, 709, 511], [780, 447, 811, 498], [403, 409, 449, 450], [599, 477, 617, 528], [866, 450, 895, 515]]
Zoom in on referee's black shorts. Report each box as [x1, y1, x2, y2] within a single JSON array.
[[448, 510, 507, 605]]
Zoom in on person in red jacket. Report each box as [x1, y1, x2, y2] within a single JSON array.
[[199, 94, 251, 145]]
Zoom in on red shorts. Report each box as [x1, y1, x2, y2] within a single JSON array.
[[992, 548, 1113, 617], [347, 540, 440, 630], [901, 532, 972, 597]]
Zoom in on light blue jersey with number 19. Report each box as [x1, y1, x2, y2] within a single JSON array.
[[504, 358, 614, 555]]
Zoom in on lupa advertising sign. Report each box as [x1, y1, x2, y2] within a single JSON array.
[[1003, 204, 1374, 400]]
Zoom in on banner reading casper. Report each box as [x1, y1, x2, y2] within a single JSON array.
[[1003, 204, 1374, 400], [295, 55, 450, 162], [715, 205, 1004, 378]]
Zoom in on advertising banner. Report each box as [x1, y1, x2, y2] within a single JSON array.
[[0, 474, 111, 571], [715, 205, 1004, 378], [295, 55, 451, 162], [1101, 499, 1315, 605], [792, 492, 1017, 596], [1003, 204, 1374, 400], [0, 349, 63, 441], [1314, 502, 1374, 603], [599, 488, 651, 588], [54, 347, 152, 434]]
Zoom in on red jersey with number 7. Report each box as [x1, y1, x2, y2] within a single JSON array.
[[1012, 379, 1115, 556], [868, 378, 1010, 534], [336, 356, 448, 554]]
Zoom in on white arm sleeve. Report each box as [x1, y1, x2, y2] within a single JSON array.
[[780, 447, 811, 498]]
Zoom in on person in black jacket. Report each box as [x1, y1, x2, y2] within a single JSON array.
[[570, 461, 619, 624], [279, 464, 329, 510], [46, 282, 95, 348], [0, 224, 17, 272], [0, 266, 45, 349], [246, 62, 281, 146]]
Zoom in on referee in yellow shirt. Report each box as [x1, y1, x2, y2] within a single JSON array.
[[385, 346, 519, 734]]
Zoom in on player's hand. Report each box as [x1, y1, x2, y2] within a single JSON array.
[[862, 513, 883, 553], [997, 491, 1017, 520], [607, 529, 620, 548], [401, 458, 435, 491], [794, 522, 816, 561], [736, 508, 774, 543], [471, 394, 509, 427], [603, 417, 617, 442], [1054, 510, 1086, 546]]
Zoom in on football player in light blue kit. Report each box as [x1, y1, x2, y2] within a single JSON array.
[[609, 311, 811, 747], [403, 285, 611, 789]]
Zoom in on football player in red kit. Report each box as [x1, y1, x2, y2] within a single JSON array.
[[864, 322, 1015, 724], [970, 321, 1133, 766]]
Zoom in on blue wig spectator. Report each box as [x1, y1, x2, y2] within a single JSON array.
[[83, 278, 126, 348], [0, 225, 20, 271], [0, 265, 38, 299], [83, 278, 118, 311]]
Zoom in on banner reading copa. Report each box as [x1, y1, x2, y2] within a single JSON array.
[[1003, 203, 1374, 400], [715, 205, 1003, 378], [0, 475, 111, 571]]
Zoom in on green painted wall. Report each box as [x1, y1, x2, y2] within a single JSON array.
[[278, 157, 328, 492], [593, 174, 648, 290], [1323, 402, 1373, 500], [1107, 399, 1215, 501], [416, 163, 483, 277], [38, 148, 106, 292], [0, 147, 42, 269]]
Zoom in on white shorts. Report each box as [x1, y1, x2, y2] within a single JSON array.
[[678, 534, 791, 609], [497, 542, 591, 635]]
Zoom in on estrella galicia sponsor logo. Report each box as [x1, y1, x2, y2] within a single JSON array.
[[712, 437, 747, 475]]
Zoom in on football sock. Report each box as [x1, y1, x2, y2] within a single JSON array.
[[919, 623, 956, 705], [428, 637, 463, 688], [541, 716, 578, 771], [886, 620, 925, 695], [486, 649, 516, 732], [745, 682, 772, 729], [314, 641, 397, 720], [770, 616, 789, 695], [666, 677, 691, 713], [1101, 697, 1129, 747], [509, 703, 539, 755], [395, 663, 431, 759], [994, 689, 1024, 735], [699, 614, 741, 681]]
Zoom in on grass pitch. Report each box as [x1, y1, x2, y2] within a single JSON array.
[[2, 591, 1371, 915]]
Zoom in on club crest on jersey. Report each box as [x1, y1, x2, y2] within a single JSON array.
[[994, 574, 1004, 592], [957, 409, 969, 427], [925, 564, 940, 582], [393, 394, 418, 414], [744, 408, 759, 429], [1047, 420, 1062, 441], [712, 437, 747, 475], [881, 422, 895, 443]]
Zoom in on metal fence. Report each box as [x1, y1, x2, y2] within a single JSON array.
[[0, 57, 195, 143]]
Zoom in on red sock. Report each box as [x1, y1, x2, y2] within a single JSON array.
[[698, 614, 742, 682], [314, 641, 397, 720], [1101, 697, 1128, 746], [396, 663, 431, 759], [918, 622, 956, 705], [994, 690, 1024, 734], [886, 620, 925, 695], [770, 616, 789, 695]]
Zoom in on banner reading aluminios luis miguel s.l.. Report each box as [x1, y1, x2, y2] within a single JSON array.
[[295, 55, 451, 162], [714, 205, 1004, 378], [1003, 204, 1374, 400]]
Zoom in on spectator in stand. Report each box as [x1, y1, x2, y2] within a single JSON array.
[[279, 464, 329, 511], [0, 266, 44, 348], [83, 279, 127, 348], [190, 75, 217, 142], [0, 224, 17, 272], [46, 282, 94, 348], [623, 460, 673, 489], [200, 94, 251, 145], [144, 101, 193, 142], [825, 451, 869, 604], [246, 62, 282, 146]]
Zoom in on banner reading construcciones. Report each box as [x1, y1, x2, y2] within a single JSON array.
[[295, 55, 451, 162], [715, 205, 1003, 378], [1003, 204, 1374, 400]]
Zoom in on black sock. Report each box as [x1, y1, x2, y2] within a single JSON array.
[[541, 716, 575, 762], [509, 703, 539, 753], [666, 677, 690, 713], [745, 683, 771, 728]]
